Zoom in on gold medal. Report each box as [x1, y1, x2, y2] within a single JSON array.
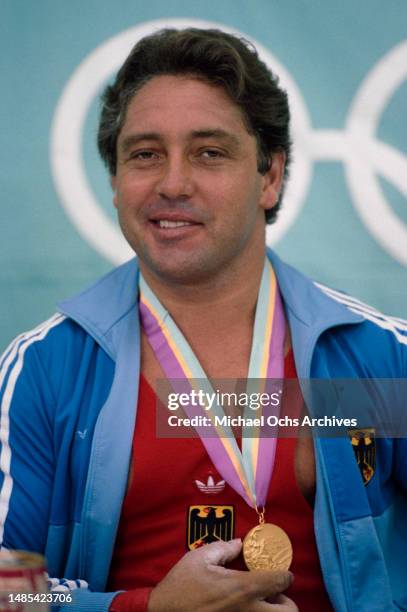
[[243, 522, 293, 571]]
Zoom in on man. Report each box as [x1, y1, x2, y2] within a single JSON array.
[[0, 28, 406, 612]]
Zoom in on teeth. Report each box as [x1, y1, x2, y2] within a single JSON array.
[[158, 220, 192, 228]]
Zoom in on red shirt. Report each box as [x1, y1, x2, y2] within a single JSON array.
[[109, 351, 333, 611]]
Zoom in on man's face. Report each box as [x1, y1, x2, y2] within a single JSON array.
[[112, 75, 284, 284]]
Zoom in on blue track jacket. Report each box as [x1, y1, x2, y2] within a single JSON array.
[[0, 251, 406, 611]]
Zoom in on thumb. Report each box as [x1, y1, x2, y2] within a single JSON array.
[[202, 539, 242, 566]]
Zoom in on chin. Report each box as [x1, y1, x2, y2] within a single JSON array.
[[151, 264, 211, 285], [134, 237, 247, 285], [140, 253, 223, 285]]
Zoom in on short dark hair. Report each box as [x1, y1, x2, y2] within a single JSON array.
[[97, 28, 291, 224]]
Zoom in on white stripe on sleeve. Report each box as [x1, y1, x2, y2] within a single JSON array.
[[0, 314, 66, 544]]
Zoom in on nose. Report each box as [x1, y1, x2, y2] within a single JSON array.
[[155, 154, 194, 200]]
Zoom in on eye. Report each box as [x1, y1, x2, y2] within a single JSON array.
[[202, 149, 219, 158], [200, 149, 224, 159], [129, 150, 159, 161]]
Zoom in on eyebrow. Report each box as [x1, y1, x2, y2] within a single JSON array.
[[119, 129, 241, 154], [190, 129, 240, 148], [119, 133, 161, 154]]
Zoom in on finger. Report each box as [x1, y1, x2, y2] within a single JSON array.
[[249, 597, 298, 612], [266, 594, 299, 611], [239, 569, 294, 599], [201, 538, 243, 566]]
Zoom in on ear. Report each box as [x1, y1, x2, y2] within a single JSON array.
[[259, 150, 286, 212], [111, 175, 118, 209]]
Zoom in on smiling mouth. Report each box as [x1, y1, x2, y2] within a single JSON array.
[[149, 218, 203, 230], [156, 220, 195, 229]]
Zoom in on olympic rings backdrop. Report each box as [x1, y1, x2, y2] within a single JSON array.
[[2, 1, 406, 348]]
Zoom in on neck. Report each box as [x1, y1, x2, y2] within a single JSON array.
[[139, 249, 267, 334]]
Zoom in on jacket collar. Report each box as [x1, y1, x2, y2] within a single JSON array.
[[267, 249, 363, 375], [58, 251, 363, 371], [58, 259, 140, 360]]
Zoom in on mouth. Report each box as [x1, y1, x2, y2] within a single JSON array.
[[154, 219, 197, 229], [148, 215, 203, 239]]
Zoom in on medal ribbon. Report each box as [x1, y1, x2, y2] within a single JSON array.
[[139, 258, 285, 509]]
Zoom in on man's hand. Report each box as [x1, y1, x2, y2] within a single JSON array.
[[148, 539, 298, 612]]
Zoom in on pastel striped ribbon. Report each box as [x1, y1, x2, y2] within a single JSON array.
[[139, 258, 285, 509]]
